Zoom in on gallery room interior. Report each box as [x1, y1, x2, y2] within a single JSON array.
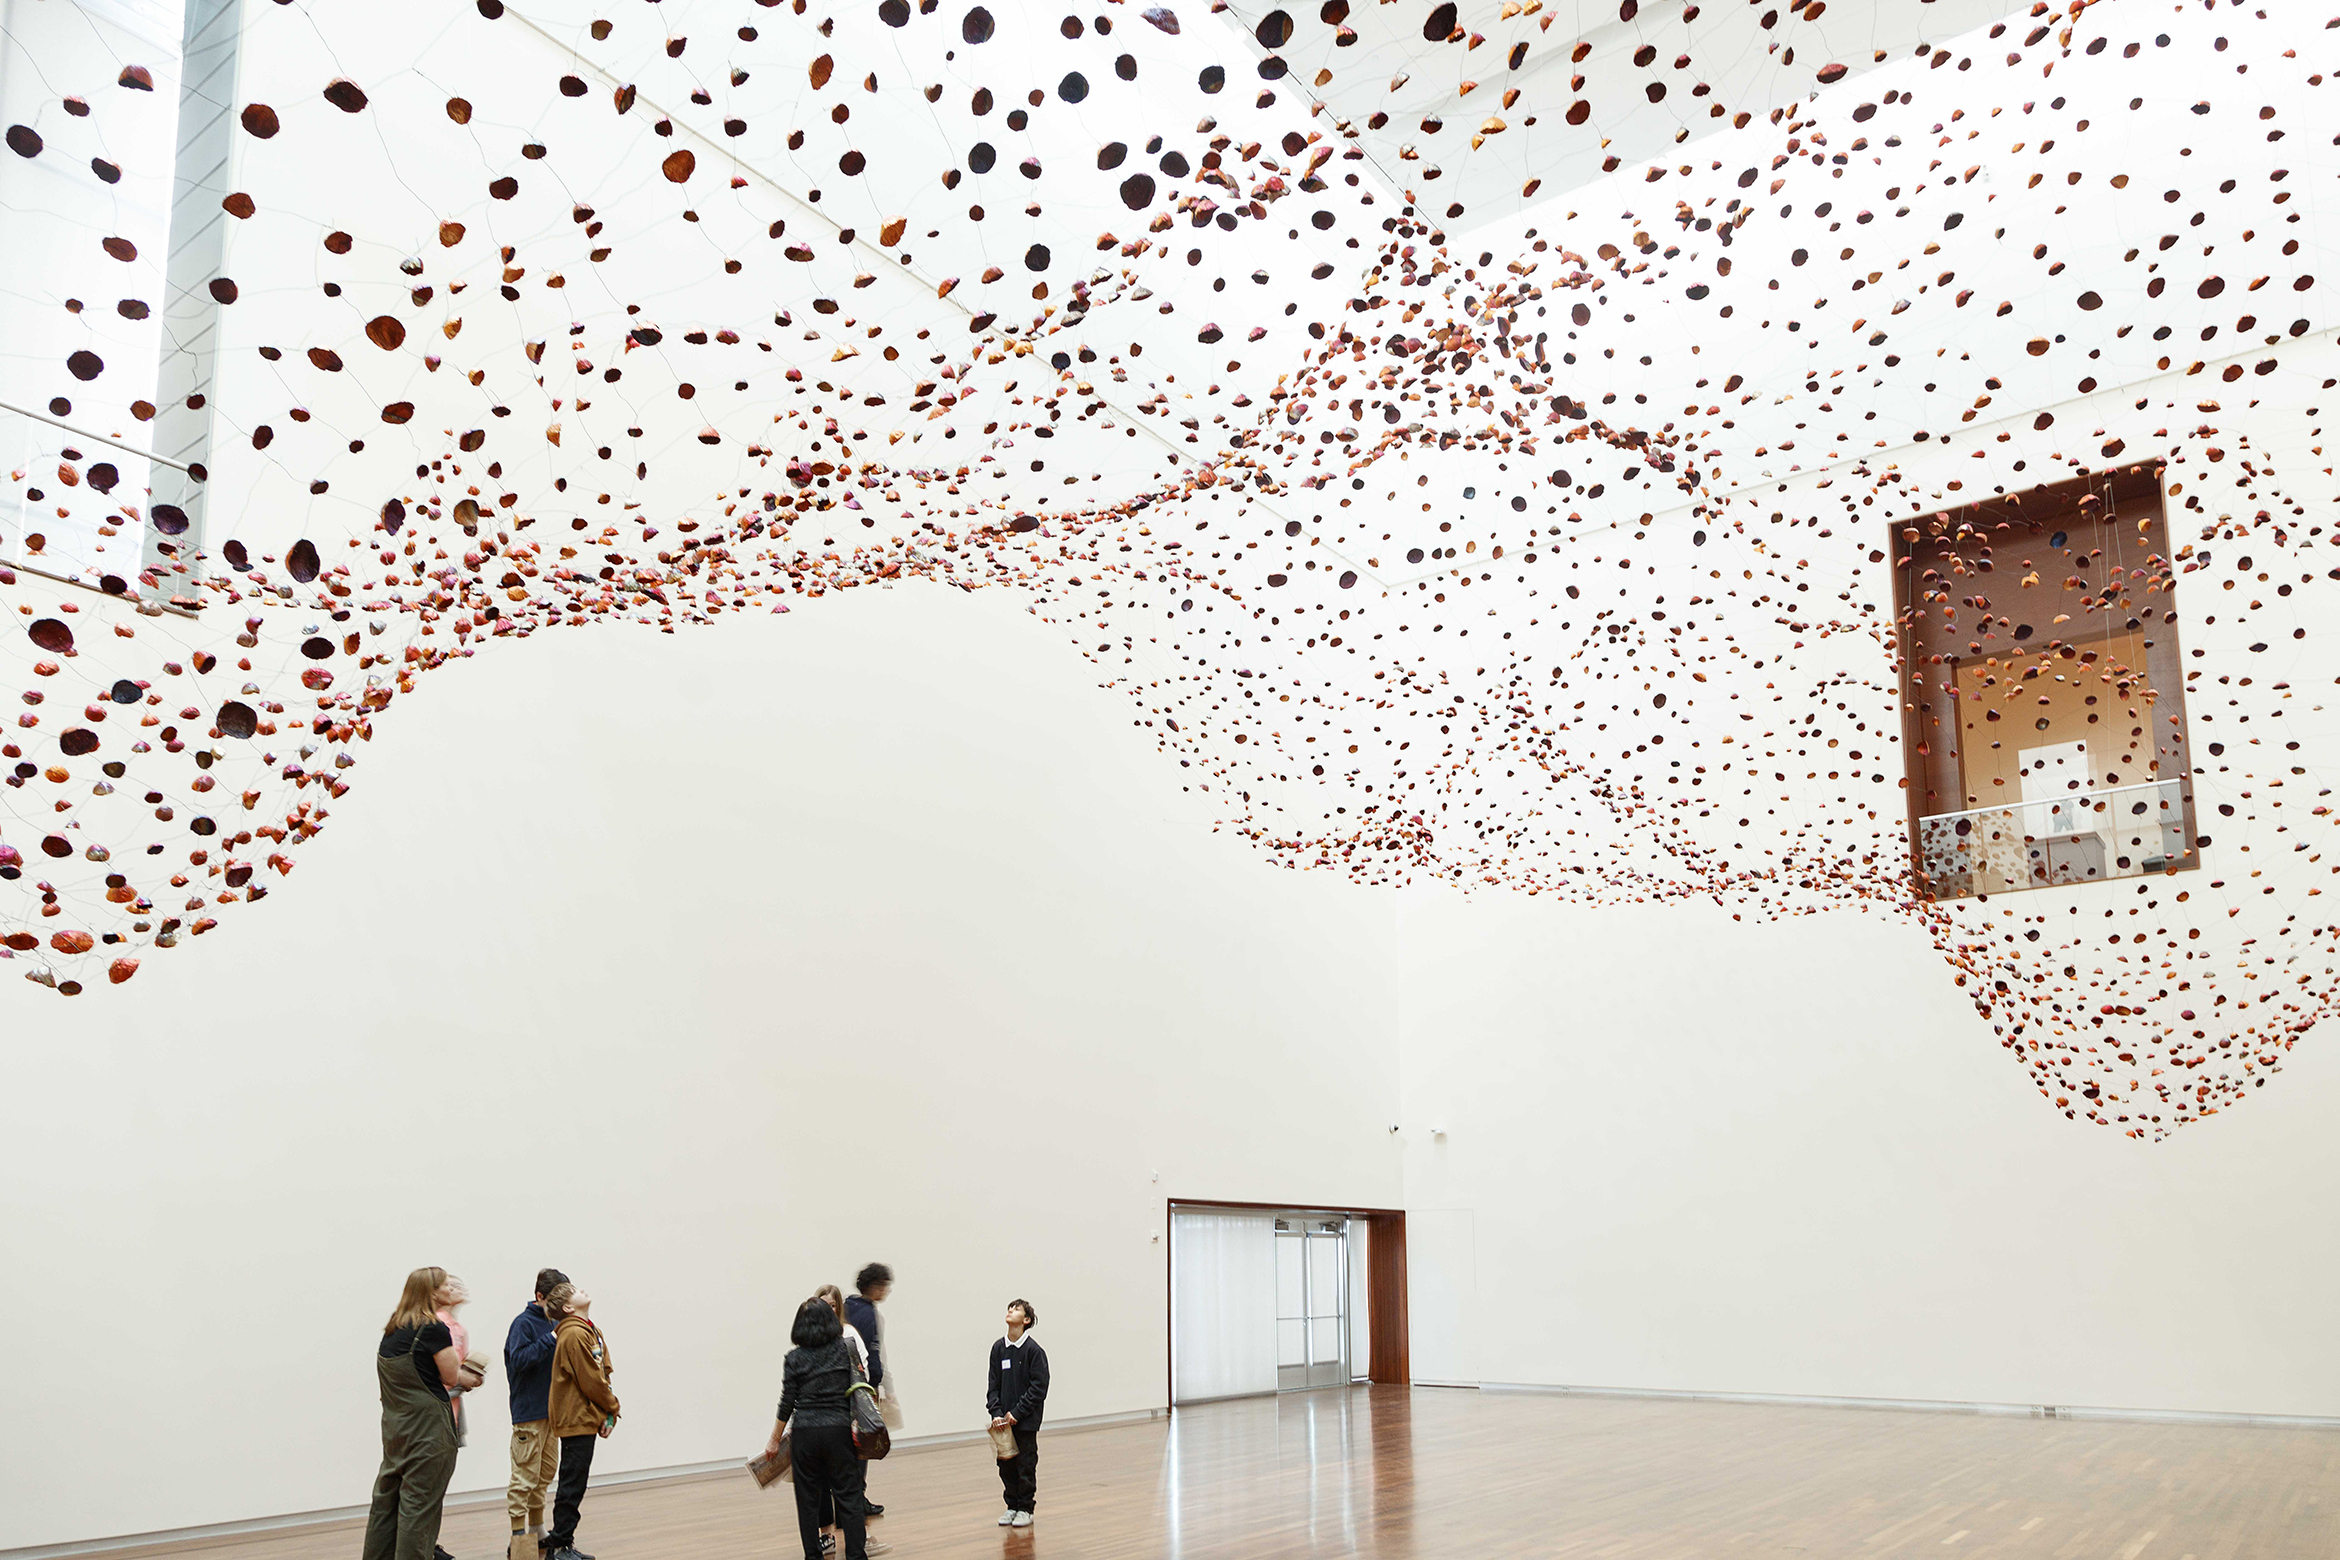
[[3, 0, 2337, 1555]]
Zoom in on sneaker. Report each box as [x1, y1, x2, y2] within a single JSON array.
[[997, 1509, 1016, 1527], [820, 1535, 837, 1557], [1010, 1512, 1033, 1528]]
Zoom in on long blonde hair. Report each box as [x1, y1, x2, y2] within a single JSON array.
[[385, 1266, 450, 1335]]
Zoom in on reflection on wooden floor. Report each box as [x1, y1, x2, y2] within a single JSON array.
[[178, 1384, 2340, 1558]]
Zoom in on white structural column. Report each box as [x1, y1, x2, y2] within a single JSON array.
[[145, 0, 239, 587]]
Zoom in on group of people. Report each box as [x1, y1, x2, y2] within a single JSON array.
[[361, 1266, 616, 1560], [361, 1262, 1051, 1560], [502, 1269, 616, 1560]]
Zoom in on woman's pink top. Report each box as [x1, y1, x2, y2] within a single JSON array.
[[438, 1309, 472, 1422]]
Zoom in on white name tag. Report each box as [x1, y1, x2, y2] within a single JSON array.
[[1002, 1360, 1013, 1368]]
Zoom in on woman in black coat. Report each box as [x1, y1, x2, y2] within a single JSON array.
[[764, 1298, 879, 1560]]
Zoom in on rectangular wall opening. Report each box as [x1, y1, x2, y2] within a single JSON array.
[[1895, 464, 2197, 901], [1168, 1199, 1407, 1406]]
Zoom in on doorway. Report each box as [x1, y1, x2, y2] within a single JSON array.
[[1168, 1199, 1408, 1406], [1275, 1215, 1350, 1391]]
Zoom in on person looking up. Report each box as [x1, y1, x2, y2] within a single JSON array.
[[544, 1284, 617, 1560], [986, 1299, 1049, 1530]]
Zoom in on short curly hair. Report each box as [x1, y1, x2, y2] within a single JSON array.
[[855, 1262, 894, 1296], [1008, 1297, 1037, 1328]]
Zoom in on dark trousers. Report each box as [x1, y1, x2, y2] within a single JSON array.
[[819, 1467, 879, 1527], [547, 1433, 597, 1550], [996, 1420, 1040, 1513], [791, 1423, 867, 1560]]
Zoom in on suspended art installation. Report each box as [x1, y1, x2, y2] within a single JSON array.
[[1, 0, 2334, 1138]]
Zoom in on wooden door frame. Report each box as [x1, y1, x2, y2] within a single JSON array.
[[1163, 1198, 1409, 1408]]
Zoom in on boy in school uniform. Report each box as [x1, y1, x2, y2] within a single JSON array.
[[985, 1299, 1049, 1529]]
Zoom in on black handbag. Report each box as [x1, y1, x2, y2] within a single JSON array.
[[847, 1352, 891, 1460]]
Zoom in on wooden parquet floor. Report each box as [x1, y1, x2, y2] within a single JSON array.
[[163, 1386, 2340, 1559]]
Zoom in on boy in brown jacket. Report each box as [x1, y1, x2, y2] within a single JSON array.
[[542, 1284, 618, 1560]]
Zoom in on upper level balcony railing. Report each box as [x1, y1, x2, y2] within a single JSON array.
[[1915, 778, 2191, 899]]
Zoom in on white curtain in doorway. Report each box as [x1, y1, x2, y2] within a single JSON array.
[[1171, 1210, 1278, 1403]]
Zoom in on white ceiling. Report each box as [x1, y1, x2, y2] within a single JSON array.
[[1204, 0, 2032, 232]]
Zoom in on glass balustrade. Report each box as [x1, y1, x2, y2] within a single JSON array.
[[1916, 778, 2191, 899]]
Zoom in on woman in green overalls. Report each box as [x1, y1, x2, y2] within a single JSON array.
[[365, 1268, 481, 1560]]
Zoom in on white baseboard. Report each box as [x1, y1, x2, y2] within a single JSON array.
[[0, 1408, 1170, 1560], [1477, 1380, 2340, 1431]]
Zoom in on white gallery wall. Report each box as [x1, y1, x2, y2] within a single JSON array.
[[1394, 886, 2340, 1418], [0, 583, 1405, 1551], [9, 576, 2340, 1551], [13, 578, 2340, 1548]]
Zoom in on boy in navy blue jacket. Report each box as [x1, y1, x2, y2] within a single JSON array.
[[504, 1267, 568, 1560], [985, 1299, 1049, 1529]]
